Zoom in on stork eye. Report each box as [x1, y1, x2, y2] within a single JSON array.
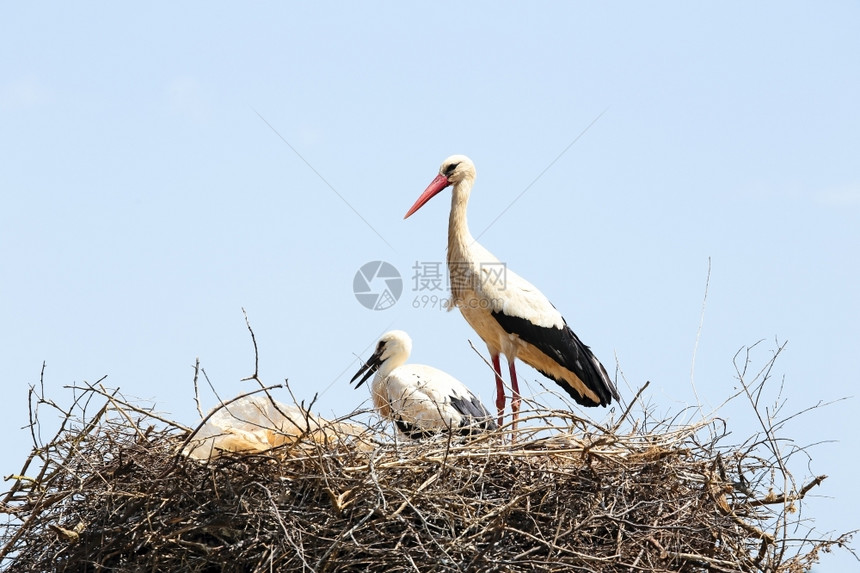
[[444, 163, 460, 176]]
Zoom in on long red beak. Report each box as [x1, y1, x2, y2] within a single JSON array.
[[404, 174, 451, 219]]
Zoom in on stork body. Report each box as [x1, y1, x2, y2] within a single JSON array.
[[404, 155, 619, 427], [351, 330, 496, 438]]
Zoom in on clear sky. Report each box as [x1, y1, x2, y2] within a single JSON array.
[[2, 2, 858, 568]]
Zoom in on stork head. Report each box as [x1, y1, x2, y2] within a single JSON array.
[[350, 330, 413, 388], [404, 155, 476, 219]]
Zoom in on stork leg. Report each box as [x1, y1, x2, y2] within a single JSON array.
[[508, 359, 521, 432], [491, 353, 505, 427]]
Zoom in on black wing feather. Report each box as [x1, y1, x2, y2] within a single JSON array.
[[491, 310, 619, 407], [394, 419, 436, 440], [449, 394, 498, 432]]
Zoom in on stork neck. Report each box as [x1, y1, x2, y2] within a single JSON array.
[[376, 354, 406, 380], [447, 180, 475, 261]]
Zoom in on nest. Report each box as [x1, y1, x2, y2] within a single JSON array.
[[1, 347, 853, 572]]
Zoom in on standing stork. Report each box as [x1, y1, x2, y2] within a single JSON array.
[[404, 155, 619, 428], [351, 330, 496, 438]]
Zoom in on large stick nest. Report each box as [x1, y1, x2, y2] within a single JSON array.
[[1, 345, 853, 572]]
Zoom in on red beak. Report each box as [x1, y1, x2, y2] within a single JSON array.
[[404, 174, 451, 219]]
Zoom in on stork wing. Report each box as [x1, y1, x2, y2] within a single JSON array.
[[473, 261, 619, 407], [385, 366, 496, 435]]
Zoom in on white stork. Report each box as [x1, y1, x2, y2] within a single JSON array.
[[404, 155, 619, 428], [351, 330, 497, 438]]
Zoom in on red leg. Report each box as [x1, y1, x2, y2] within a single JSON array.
[[508, 359, 521, 431], [491, 353, 505, 427]]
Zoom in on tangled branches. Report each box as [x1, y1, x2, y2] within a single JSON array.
[[0, 345, 853, 572]]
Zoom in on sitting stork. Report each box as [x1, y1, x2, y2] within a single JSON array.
[[404, 155, 619, 428], [351, 330, 496, 438]]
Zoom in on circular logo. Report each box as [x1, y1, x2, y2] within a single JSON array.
[[353, 261, 403, 310]]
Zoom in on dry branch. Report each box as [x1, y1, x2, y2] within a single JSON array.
[[1, 349, 855, 572]]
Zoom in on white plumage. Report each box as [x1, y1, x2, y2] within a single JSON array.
[[404, 155, 619, 428], [351, 330, 496, 438], [183, 395, 365, 460]]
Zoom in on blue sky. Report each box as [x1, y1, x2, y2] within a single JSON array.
[[2, 3, 858, 568]]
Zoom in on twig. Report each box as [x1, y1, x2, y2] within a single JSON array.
[[746, 474, 828, 508], [66, 383, 191, 432], [192, 357, 203, 418], [240, 307, 261, 384], [611, 380, 650, 434]]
